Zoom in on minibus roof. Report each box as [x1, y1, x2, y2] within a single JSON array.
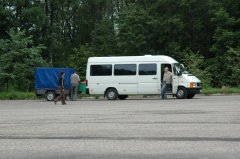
[[88, 55, 178, 63]]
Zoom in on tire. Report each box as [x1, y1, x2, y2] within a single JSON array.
[[176, 87, 187, 99], [118, 95, 128, 100], [46, 91, 56, 101], [187, 94, 195, 99], [106, 88, 118, 100]]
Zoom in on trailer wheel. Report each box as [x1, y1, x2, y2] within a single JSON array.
[[176, 87, 187, 99], [46, 91, 55, 101], [106, 88, 118, 100]]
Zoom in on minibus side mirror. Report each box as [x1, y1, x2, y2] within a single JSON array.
[[177, 71, 182, 76], [186, 68, 191, 74]]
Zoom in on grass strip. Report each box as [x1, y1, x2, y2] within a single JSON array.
[[0, 91, 37, 100]]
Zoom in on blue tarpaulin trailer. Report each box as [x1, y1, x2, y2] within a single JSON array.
[[35, 67, 75, 101]]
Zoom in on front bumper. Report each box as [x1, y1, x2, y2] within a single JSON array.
[[187, 88, 202, 94], [86, 88, 90, 95]]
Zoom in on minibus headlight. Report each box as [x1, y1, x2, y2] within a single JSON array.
[[190, 82, 196, 88]]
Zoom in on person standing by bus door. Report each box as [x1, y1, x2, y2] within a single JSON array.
[[54, 71, 67, 105], [161, 67, 172, 99], [70, 71, 80, 101]]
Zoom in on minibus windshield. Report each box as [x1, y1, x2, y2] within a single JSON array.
[[173, 63, 189, 75]]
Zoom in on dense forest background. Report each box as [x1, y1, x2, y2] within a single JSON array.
[[0, 0, 240, 91]]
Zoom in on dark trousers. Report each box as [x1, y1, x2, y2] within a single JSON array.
[[55, 88, 66, 104]]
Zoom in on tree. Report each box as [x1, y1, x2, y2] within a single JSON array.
[[209, 47, 240, 87], [1, 0, 240, 88], [68, 45, 94, 79], [209, 7, 240, 86], [182, 50, 212, 87], [0, 29, 47, 91], [91, 17, 118, 56], [211, 7, 240, 56], [224, 47, 240, 87], [117, 3, 151, 55], [0, 0, 13, 39]]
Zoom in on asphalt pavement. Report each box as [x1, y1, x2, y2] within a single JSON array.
[[0, 95, 240, 159]]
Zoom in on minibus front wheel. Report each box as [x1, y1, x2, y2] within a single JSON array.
[[105, 88, 118, 100], [176, 87, 187, 99]]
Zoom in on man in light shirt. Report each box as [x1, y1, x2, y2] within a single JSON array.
[[161, 67, 172, 99], [70, 71, 80, 101]]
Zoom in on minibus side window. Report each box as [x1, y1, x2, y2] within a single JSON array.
[[139, 64, 157, 75], [90, 65, 112, 76], [114, 64, 136, 76]]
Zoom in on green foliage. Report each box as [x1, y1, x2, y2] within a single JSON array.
[[0, 91, 36, 100], [226, 47, 240, 86], [182, 50, 212, 87], [117, 3, 152, 55], [211, 7, 240, 54], [208, 46, 240, 87], [202, 87, 240, 95], [1, 0, 240, 91], [68, 45, 94, 80], [0, 29, 47, 91], [91, 17, 119, 56]]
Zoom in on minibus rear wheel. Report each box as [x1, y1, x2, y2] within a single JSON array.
[[106, 88, 118, 100], [176, 87, 187, 99]]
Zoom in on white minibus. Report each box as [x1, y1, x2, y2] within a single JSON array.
[[85, 55, 202, 100]]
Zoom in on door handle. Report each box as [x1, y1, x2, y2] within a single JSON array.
[[152, 78, 157, 79]]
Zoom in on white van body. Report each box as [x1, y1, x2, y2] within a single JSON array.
[[86, 55, 202, 100]]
